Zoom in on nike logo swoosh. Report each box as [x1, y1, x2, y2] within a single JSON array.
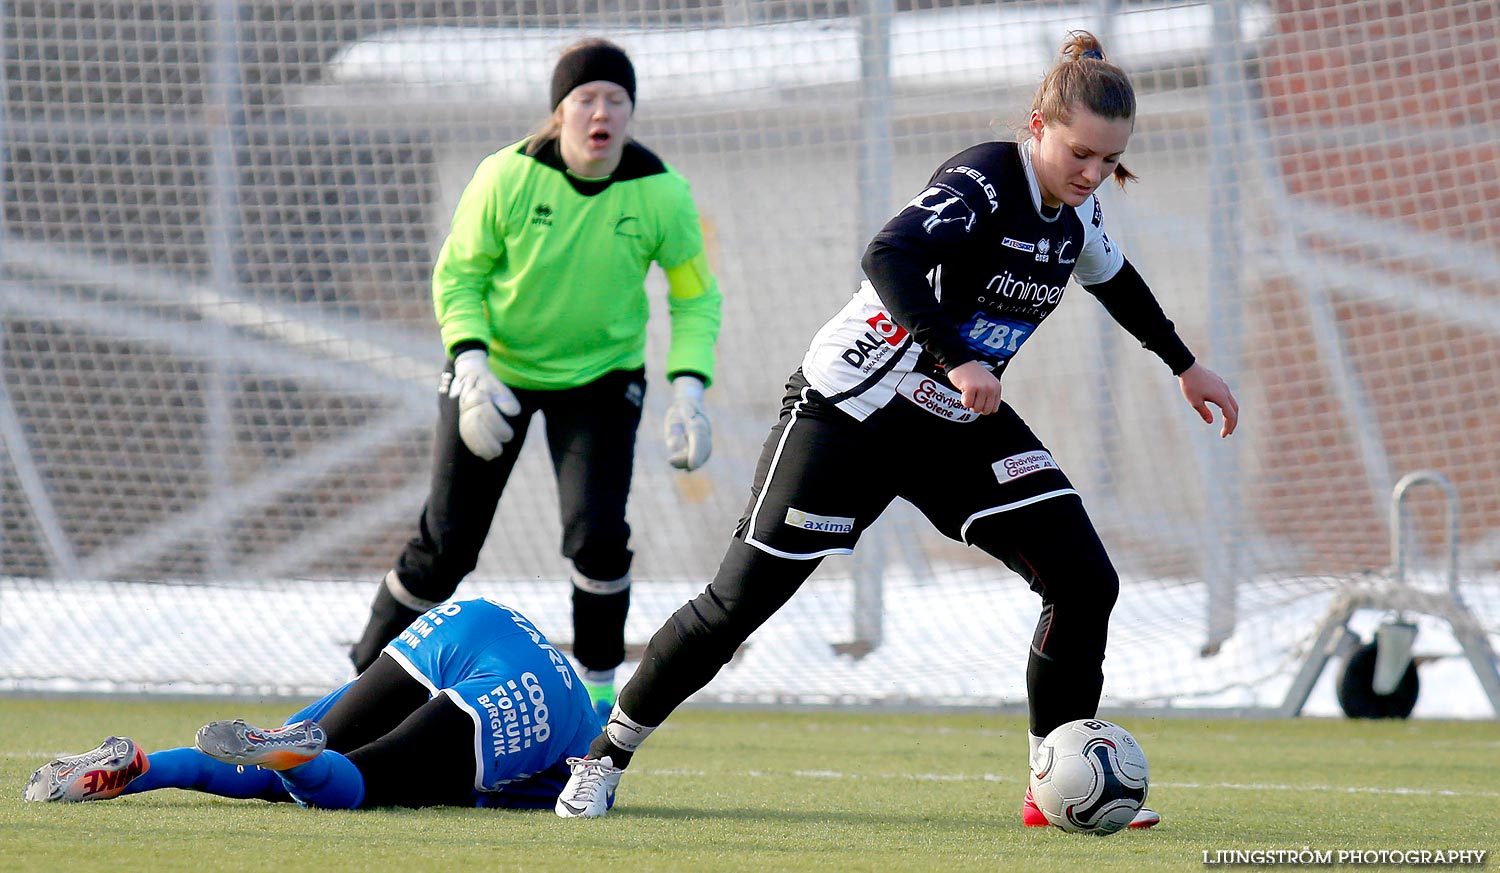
[[558, 800, 587, 815]]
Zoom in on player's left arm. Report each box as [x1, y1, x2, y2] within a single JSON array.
[[1083, 259, 1238, 437], [656, 177, 723, 387], [662, 248, 722, 386], [655, 177, 723, 471], [1075, 198, 1239, 437]]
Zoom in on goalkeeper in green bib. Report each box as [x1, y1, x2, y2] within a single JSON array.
[[349, 39, 724, 725]]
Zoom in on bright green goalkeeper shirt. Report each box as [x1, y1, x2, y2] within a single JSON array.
[[432, 136, 722, 391]]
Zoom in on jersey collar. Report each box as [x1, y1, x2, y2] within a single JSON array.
[[1019, 140, 1062, 223], [530, 136, 616, 196]]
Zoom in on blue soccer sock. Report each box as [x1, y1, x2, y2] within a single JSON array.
[[276, 750, 366, 809], [122, 747, 290, 801]]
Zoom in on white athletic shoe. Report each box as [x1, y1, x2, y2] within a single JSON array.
[[195, 719, 326, 771], [554, 756, 622, 818], [23, 736, 149, 803]]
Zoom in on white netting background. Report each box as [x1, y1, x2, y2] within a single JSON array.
[[2, 1, 1497, 712]]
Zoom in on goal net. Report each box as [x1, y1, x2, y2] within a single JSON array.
[[3, 0, 1497, 715]]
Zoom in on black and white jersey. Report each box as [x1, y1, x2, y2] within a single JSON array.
[[801, 140, 1126, 422]]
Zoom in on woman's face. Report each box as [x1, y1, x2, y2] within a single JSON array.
[[557, 80, 633, 177], [1028, 106, 1133, 208]]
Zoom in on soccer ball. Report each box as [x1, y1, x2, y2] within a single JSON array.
[[1029, 718, 1149, 835]]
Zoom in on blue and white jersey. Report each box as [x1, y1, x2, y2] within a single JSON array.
[[290, 598, 597, 801]]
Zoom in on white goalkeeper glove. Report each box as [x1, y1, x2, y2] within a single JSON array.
[[664, 374, 711, 471], [449, 349, 521, 461]]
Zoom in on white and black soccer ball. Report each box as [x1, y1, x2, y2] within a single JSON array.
[[1029, 718, 1149, 835]]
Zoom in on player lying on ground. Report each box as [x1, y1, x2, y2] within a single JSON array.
[[24, 599, 601, 810], [553, 30, 1240, 829]]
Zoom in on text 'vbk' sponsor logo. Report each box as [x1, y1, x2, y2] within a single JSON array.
[[964, 315, 1032, 357]]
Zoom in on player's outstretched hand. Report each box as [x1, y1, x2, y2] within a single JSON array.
[[948, 360, 1002, 415], [1178, 362, 1239, 438]]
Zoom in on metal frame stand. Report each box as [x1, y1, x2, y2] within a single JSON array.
[[1278, 471, 1500, 717]]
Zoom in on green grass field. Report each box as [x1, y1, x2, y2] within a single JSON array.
[[2, 697, 1496, 872]]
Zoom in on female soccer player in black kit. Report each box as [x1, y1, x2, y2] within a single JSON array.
[[554, 31, 1239, 827]]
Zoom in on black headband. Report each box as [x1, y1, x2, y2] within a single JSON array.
[[551, 43, 636, 109]]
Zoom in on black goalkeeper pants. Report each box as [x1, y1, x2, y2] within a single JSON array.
[[619, 373, 1120, 741], [389, 365, 646, 673]]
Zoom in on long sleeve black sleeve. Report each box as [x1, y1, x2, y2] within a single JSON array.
[[1083, 259, 1196, 375], [861, 233, 976, 371]]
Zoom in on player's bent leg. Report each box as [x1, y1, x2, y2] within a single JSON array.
[[317, 651, 434, 754], [964, 499, 1118, 737], [185, 726, 362, 809], [622, 539, 821, 729], [962, 501, 1138, 830], [353, 391, 528, 673], [341, 695, 480, 809], [23, 737, 149, 802], [273, 749, 366, 809], [551, 376, 640, 724], [557, 539, 823, 820], [195, 719, 327, 771]]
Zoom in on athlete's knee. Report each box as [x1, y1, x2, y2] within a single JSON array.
[[567, 542, 633, 582], [1056, 568, 1117, 650], [377, 570, 447, 613], [1087, 562, 1121, 614], [394, 550, 476, 602], [674, 542, 813, 653], [1029, 546, 1120, 617], [662, 585, 746, 667]]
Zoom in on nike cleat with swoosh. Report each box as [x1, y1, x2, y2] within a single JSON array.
[[23, 736, 149, 802], [195, 719, 326, 771], [554, 756, 622, 818]]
